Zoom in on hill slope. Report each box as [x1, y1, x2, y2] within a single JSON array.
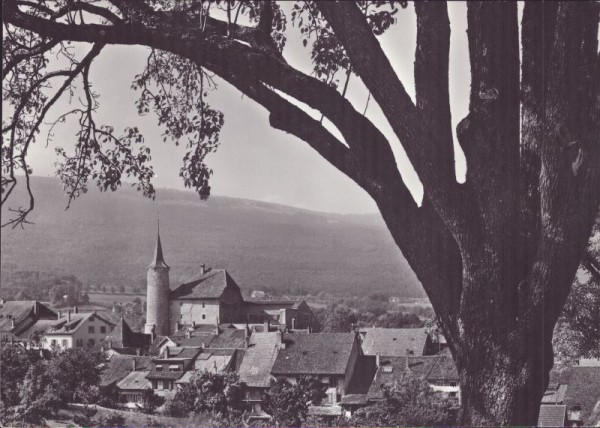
[[1, 177, 424, 297]]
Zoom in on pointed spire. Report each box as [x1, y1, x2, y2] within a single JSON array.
[[149, 218, 169, 269]]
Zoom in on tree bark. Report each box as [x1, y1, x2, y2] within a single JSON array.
[[3, 1, 600, 425]]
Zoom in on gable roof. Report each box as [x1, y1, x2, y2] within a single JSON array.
[[170, 269, 240, 299], [100, 355, 153, 387], [45, 312, 115, 335], [360, 327, 428, 357], [207, 328, 247, 349], [537, 405, 566, 427], [238, 332, 280, 388], [117, 370, 151, 391], [271, 333, 356, 376], [367, 354, 458, 400], [0, 301, 56, 332]]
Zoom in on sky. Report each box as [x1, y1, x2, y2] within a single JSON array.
[[13, 2, 473, 214]]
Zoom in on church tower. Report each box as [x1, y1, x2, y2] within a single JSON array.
[[144, 222, 170, 336]]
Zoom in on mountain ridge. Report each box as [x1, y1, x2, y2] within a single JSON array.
[[1, 177, 424, 297]]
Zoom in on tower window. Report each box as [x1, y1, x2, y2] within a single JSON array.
[[202, 314, 206, 320], [202, 302, 205, 308]]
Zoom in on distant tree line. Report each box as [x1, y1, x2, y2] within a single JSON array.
[[0, 270, 90, 307]]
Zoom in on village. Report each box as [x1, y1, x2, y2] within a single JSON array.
[[1, 229, 599, 427]]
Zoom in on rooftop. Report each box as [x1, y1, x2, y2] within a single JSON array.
[[100, 355, 153, 387], [0, 301, 56, 332], [46, 312, 115, 335], [367, 354, 458, 400], [271, 333, 356, 376], [170, 269, 240, 300], [537, 405, 566, 427], [117, 370, 151, 391], [360, 327, 429, 357], [238, 332, 281, 388]]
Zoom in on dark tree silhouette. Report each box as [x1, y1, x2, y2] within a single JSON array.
[[2, 1, 599, 425]]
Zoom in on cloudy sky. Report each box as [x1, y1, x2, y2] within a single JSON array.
[[18, 2, 473, 214]]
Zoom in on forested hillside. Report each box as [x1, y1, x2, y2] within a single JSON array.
[[1, 177, 423, 297]]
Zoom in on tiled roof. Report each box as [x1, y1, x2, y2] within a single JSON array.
[[0, 301, 56, 332], [100, 355, 153, 387], [160, 346, 201, 360], [271, 333, 356, 376], [360, 327, 428, 357], [194, 350, 235, 373], [46, 312, 115, 335], [17, 318, 57, 340], [238, 332, 280, 388], [117, 370, 151, 391], [537, 405, 566, 427], [367, 355, 458, 400], [561, 366, 600, 425], [346, 355, 377, 395], [170, 269, 240, 299], [146, 368, 185, 381], [207, 328, 247, 349]]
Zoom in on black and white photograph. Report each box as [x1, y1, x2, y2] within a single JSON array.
[[1, 1, 599, 426]]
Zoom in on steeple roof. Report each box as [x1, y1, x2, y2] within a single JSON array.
[[149, 221, 169, 269]]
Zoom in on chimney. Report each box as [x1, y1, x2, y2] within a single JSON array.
[[276, 330, 283, 348], [58, 310, 62, 319], [165, 346, 170, 358], [376, 353, 381, 368], [185, 329, 191, 339], [405, 349, 412, 371], [74, 306, 78, 314], [11, 317, 15, 329], [132, 358, 137, 371], [175, 322, 181, 332], [67, 310, 71, 322], [192, 321, 196, 329], [0, 298, 5, 305], [136, 348, 141, 356], [291, 317, 296, 331], [263, 319, 270, 333], [200, 264, 206, 275], [33, 302, 38, 316]]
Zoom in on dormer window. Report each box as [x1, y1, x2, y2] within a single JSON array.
[[156, 365, 163, 372]]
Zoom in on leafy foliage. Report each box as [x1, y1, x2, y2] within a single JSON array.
[[263, 377, 327, 427], [170, 371, 248, 423], [0, 345, 106, 425], [350, 372, 458, 427]]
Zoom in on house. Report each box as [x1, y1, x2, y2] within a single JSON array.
[[238, 332, 283, 417], [147, 347, 201, 394], [538, 404, 567, 427], [242, 300, 320, 331], [170, 269, 244, 326], [358, 327, 434, 357], [271, 332, 361, 409], [144, 229, 319, 334], [367, 354, 460, 404], [551, 366, 600, 426], [102, 318, 151, 354], [43, 310, 115, 349], [100, 354, 153, 390], [117, 370, 152, 408], [0, 300, 57, 341]]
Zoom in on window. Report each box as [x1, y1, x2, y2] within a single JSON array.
[[449, 391, 457, 397], [62, 339, 68, 347], [51, 339, 57, 346], [202, 314, 206, 320], [88, 326, 95, 334], [100, 326, 106, 334], [450, 382, 457, 387], [88, 338, 95, 346], [202, 302, 205, 308], [76, 339, 83, 347]]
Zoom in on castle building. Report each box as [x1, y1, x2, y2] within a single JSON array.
[[144, 226, 319, 335]]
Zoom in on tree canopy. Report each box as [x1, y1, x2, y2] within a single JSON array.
[[2, 1, 599, 425]]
